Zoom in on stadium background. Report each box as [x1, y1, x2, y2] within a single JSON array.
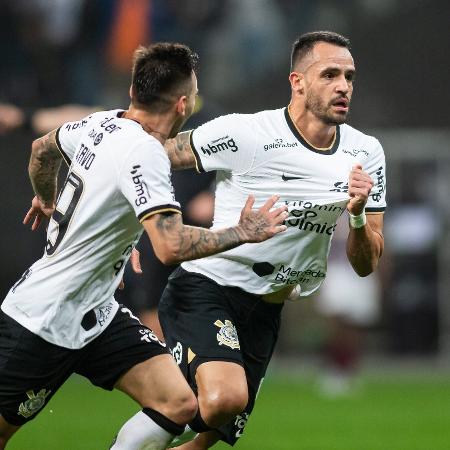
[[1, 1, 449, 449]]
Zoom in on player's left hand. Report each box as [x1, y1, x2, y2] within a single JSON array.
[[130, 248, 142, 274], [23, 196, 55, 231], [347, 164, 373, 215], [117, 249, 142, 290]]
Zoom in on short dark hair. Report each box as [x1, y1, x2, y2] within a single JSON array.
[[131, 42, 198, 112], [291, 31, 351, 70]]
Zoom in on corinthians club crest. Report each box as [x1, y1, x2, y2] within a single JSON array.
[[18, 389, 51, 418], [214, 319, 240, 350]]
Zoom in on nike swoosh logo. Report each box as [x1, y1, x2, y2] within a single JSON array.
[[281, 174, 310, 181]]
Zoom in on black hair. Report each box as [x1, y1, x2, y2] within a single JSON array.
[[131, 42, 198, 112], [291, 31, 351, 70]]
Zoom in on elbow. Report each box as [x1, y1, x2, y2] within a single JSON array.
[[154, 242, 183, 266], [31, 137, 44, 158], [354, 267, 373, 278], [30, 137, 53, 169], [352, 259, 379, 277], [158, 253, 181, 266], [29, 139, 40, 168]]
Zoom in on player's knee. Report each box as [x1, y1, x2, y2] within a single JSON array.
[[176, 391, 198, 424], [200, 385, 248, 426], [160, 389, 198, 425]]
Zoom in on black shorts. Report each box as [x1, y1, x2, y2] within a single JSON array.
[[0, 305, 169, 426], [158, 267, 283, 446]]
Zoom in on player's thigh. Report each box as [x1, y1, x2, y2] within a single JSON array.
[[0, 312, 75, 428], [216, 294, 283, 445], [159, 268, 244, 377], [77, 305, 170, 393], [115, 354, 195, 411]]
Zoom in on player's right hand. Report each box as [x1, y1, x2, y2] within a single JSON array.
[[238, 194, 288, 243], [23, 196, 55, 231]]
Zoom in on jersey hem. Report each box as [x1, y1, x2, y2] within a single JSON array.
[[1, 302, 120, 349], [181, 263, 319, 297]]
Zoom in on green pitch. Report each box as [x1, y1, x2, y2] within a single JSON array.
[[8, 372, 450, 450]]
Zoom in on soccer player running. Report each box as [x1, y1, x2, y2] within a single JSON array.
[[159, 31, 386, 449], [0, 43, 288, 450]]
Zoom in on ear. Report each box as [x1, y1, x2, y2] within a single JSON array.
[[175, 95, 187, 116], [129, 85, 133, 99], [289, 71, 305, 95]]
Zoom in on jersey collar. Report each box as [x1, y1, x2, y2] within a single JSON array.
[[284, 107, 340, 155]]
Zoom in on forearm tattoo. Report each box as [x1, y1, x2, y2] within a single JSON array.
[[156, 213, 244, 261], [164, 131, 196, 170], [29, 130, 62, 204]]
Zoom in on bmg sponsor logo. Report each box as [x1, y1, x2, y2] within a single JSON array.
[[370, 166, 385, 203], [200, 135, 238, 156], [130, 165, 150, 206]]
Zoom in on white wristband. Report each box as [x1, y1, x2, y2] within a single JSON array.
[[349, 210, 367, 229]]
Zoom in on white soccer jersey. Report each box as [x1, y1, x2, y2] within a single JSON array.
[[2, 110, 180, 348], [182, 107, 386, 297]]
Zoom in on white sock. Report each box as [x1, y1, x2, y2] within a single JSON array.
[[110, 410, 174, 450]]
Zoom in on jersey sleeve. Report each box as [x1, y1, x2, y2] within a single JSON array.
[[55, 115, 93, 165], [365, 138, 387, 213], [190, 113, 257, 174], [119, 139, 181, 222]]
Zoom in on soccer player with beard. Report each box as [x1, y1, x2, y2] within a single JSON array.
[[159, 31, 387, 448], [0, 43, 287, 450]]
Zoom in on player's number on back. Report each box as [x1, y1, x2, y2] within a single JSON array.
[[46, 171, 84, 256]]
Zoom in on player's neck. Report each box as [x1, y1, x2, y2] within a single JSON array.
[[288, 104, 336, 150], [122, 108, 171, 144]]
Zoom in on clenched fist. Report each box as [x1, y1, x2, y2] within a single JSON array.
[[347, 164, 373, 215]]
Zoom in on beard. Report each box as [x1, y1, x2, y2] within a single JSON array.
[[305, 91, 349, 125]]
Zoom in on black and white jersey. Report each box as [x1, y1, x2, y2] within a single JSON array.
[[2, 110, 180, 348], [182, 107, 386, 297]]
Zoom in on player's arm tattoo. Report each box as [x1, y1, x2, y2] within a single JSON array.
[[164, 131, 196, 170], [29, 129, 63, 205], [146, 195, 285, 264], [155, 213, 245, 263]]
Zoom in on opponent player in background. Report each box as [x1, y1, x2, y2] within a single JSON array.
[[0, 43, 287, 450], [158, 31, 387, 448]]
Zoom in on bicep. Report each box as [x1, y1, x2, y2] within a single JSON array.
[[142, 212, 183, 262]]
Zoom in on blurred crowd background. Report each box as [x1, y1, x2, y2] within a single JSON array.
[[1, 0, 449, 395]]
